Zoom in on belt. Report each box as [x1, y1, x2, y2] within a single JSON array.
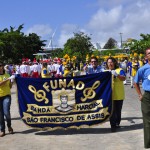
[[145, 91, 150, 93]]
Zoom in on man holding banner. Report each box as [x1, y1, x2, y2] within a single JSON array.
[[84, 56, 103, 74]]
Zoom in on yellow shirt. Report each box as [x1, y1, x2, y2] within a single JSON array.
[[112, 68, 125, 100], [0, 73, 11, 97], [41, 68, 50, 78], [80, 62, 83, 70], [63, 69, 70, 77], [139, 60, 143, 68], [131, 61, 138, 76]]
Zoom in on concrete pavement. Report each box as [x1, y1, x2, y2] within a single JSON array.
[[0, 78, 145, 150]]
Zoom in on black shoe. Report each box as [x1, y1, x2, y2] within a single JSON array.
[[111, 126, 116, 132], [116, 125, 121, 128]]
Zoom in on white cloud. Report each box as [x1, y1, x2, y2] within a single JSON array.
[[26, 0, 150, 49], [25, 24, 52, 38], [85, 0, 150, 48], [57, 24, 93, 47], [88, 6, 122, 31], [57, 24, 78, 47], [86, 5, 123, 47]]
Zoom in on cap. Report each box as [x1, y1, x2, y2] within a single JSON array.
[[33, 58, 38, 64], [57, 58, 61, 63]]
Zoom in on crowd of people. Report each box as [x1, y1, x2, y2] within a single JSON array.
[[2, 54, 148, 81], [0, 50, 150, 148]]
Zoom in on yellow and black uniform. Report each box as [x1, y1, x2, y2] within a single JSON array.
[[41, 68, 50, 78], [112, 68, 125, 100], [63, 68, 72, 77], [131, 61, 139, 77], [79, 62, 83, 71], [138, 59, 143, 68], [63, 69, 70, 77], [105, 57, 126, 132], [110, 68, 126, 129], [130, 60, 139, 88]]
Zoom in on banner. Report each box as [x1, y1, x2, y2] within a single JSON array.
[[16, 72, 112, 130]]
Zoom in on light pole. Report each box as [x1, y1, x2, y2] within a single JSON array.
[[119, 32, 123, 49]]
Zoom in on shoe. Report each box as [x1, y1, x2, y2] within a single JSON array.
[[8, 127, 14, 134], [0, 131, 5, 137], [116, 125, 121, 128], [131, 86, 133, 88], [111, 126, 116, 132]]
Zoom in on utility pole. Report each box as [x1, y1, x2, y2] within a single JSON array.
[[119, 32, 123, 49]]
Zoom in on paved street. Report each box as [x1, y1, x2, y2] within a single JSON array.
[[0, 77, 145, 150]]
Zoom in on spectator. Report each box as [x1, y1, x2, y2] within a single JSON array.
[[134, 47, 150, 149], [41, 62, 50, 78]]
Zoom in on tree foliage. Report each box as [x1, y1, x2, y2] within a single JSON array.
[[49, 48, 64, 58], [63, 32, 94, 61], [103, 38, 117, 49], [124, 33, 150, 54], [92, 49, 101, 57], [100, 49, 124, 56], [0, 24, 46, 64]]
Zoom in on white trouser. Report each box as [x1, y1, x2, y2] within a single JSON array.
[[130, 76, 134, 87]]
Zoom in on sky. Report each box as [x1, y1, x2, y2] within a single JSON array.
[[1, 0, 150, 48]]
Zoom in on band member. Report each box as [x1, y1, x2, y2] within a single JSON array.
[[130, 57, 139, 88], [20, 61, 29, 77], [30, 59, 41, 78], [105, 57, 126, 132], [41, 62, 50, 78]]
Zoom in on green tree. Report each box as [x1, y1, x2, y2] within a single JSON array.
[[124, 34, 150, 54], [101, 49, 123, 56], [92, 49, 101, 57], [103, 38, 117, 49], [63, 32, 93, 61], [0, 24, 46, 63], [23, 33, 46, 60], [49, 48, 64, 58]]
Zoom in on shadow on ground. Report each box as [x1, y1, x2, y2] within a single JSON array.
[[16, 117, 143, 136]]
